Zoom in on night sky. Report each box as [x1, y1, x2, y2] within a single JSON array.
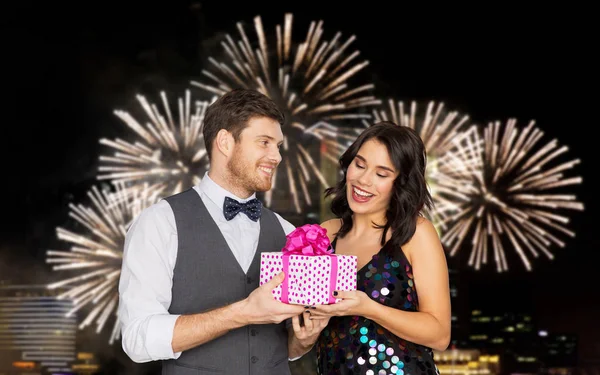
[[4, 0, 598, 367]]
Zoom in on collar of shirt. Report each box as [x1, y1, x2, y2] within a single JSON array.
[[196, 172, 258, 221]]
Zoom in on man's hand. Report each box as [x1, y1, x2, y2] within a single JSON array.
[[171, 272, 304, 354], [291, 310, 329, 348], [239, 272, 305, 325]]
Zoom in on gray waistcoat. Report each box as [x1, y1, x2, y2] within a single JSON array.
[[162, 188, 290, 375]]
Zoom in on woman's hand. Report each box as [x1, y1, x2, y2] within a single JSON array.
[[310, 290, 376, 318]]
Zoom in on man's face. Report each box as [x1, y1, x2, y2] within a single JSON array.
[[227, 116, 284, 193]]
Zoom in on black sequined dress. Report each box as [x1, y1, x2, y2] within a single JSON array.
[[316, 237, 440, 375]]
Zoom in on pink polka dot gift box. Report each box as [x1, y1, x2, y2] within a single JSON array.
[[259, 224, 357, 305]]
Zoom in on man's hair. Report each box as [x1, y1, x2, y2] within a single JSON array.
[[202, 88, 285, 160]]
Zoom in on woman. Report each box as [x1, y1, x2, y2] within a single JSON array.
[[289, 121, 451, 375]]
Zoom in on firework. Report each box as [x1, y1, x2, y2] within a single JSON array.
[[191, 13, 380, 212], [97, 90, 214, 198], [440, 118, 584, 272], [46, 182, 158, 344], [366, 99, 482, 231]]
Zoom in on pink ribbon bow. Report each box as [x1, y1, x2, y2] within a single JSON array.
[[282, 224, 333, 256]]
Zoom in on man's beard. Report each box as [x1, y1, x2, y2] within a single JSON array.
[[227, 151, 273, 193]]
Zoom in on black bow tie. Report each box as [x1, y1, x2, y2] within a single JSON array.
[[223, 196, 262, 222]]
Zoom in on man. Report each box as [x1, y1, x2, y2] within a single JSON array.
[[118, 88, 309, 374]]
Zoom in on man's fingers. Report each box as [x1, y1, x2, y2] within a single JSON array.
[[264, 272, 286, 290], [274, 303, 305, 322], [302, 311, 313, 330], [291, 314, 301, 333], [282, 303, 306, 314], [309, 315, 330, 320]]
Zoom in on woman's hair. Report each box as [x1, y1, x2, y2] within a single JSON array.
[[324, 121, 433, 248]]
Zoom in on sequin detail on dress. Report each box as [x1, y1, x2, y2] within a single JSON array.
[[316, 238, 440, 375]]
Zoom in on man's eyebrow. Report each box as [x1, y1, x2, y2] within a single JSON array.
[[256, 135, 283, 144]]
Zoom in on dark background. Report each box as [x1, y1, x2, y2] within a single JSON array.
[[3, 0, 597, 369]]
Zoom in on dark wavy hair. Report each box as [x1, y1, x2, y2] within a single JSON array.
[[324, 121, 433, 248]]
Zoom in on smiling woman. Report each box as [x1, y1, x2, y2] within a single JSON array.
[[327, 122, 433, 250], [346, 142, 399, 212], [287, 122, 451, 375]]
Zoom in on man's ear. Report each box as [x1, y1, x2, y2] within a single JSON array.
[[215, 129, 234, 158]]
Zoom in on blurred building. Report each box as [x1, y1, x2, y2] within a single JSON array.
[[433, 348, 500, 375], [0, 284, 76, 375], [466, 309, 540, 374], [448, 266, 469, 347], [464, 309, 580, 375], [538, 331, 577, 368], [69, 352, 99, 375], [537, 331, 578, 374]]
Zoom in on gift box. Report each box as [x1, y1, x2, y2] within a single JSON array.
[[259, 224, 357, 305]]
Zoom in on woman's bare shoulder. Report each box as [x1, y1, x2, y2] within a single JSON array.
[[320, 218, 342, 241]]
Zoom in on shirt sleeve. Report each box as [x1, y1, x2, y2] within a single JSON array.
[[273, 212, 296, 235], [118, 200, 182, 363]]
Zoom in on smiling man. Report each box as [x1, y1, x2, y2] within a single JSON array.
[[117, 88, 305, 375]]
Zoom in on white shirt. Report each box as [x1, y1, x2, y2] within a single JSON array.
[[118, 172, 296, 363]]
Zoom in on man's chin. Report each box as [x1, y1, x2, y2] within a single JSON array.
[[253, 180, 274, 193], [255, 185, 273, 193]]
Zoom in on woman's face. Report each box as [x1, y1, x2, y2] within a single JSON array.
[[345, 138, 399, 216]]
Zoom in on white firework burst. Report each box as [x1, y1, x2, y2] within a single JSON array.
[[97, 89, 214, 198], [364, 99, 483, 232], [46, 182, 158, 344], [191, 13, 380, 212], [440, 118, 584, 272]]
